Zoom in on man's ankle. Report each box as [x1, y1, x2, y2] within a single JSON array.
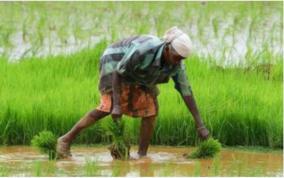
[[59, 136, 71, 143], [138, 151, 147, 157]]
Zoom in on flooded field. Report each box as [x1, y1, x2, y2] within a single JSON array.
[[0, 2, 282, 177], [0, 145, 282, 176], [0, 2, 282, 66]]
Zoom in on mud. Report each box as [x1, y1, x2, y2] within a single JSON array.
[[0, 145, 282, 176]]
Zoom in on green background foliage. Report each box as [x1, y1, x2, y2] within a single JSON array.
[[0, 2, 282, 148]]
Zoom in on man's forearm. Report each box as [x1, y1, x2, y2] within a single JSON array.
[[182, 94, 204, 128], [112, 71, 121, 109]]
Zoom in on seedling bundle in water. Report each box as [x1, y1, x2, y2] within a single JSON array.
[[188, 138, 221, 159], [31, 130, 57, 160], [108, 120, 130, 160]]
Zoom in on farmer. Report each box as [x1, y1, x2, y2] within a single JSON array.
[[57, 26, 210, 158]]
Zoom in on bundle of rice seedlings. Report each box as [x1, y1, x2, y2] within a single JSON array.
[[108, 138, 130, 160], [31, 130, 57, 160], [188, 138, 221, 159], [107, 120, 130, 160]]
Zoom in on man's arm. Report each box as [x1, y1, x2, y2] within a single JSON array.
[[111, 71, 122, 120], [182, 94, 209, 139], [172, 63, 209, 139]]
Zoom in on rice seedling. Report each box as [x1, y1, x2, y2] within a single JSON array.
[[0, 165, 10, 176], [187, 138, 221, 159], [42, 160, 56, 176], [32, 161, 42, 177], [210, 155, 221, 176], [111, 161, 122, 176], [31, 130, 57, 160], [160, 163, 173, 176], [193, 161, 201, 176], [31, 160, 56, 176], [84, 158, 99, 176], [107, 120, 130, 160], [0, 2, 281, 65]]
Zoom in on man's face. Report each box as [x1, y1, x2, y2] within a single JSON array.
[[165, 44, 186, 65]]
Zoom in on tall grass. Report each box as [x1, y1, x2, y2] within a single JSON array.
[[0, 39, 282, 148]]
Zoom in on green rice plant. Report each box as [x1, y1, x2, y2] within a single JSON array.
[[32, 161, 42, 177], [84, 158, 99, 176], [212, 17, 219, 38], [0, 37, 282, 148], [246, 164, 265, 176], [160, 163, 172, 176], [0, 1, 282, 65], [188, 138, 221, 159], [31, 160, 57, 176], [193, 161, 201, 176], [210, 155, 221, 176], [57, 21, 70, 46], [0, 25, 14, 48], [0, 165, 10, 176], [111, 162, 122, 176], [42, 160, 56, 176], [107, 120, 130, 160], [31, 130, 57, 160]]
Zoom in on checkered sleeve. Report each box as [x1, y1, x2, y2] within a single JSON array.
[[172, 62, 192, 96]]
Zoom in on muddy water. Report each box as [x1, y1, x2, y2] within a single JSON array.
[[0, 146, 282, 176]]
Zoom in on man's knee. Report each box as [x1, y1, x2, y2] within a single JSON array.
[[87, 109, 110, 120], [142, 116, 156, 127], [142, 116, 156, 121]]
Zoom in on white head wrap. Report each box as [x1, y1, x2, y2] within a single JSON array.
[[163, 26, 192, 58]]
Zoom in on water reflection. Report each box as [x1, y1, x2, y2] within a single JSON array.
[[0, 146, 282, 176]]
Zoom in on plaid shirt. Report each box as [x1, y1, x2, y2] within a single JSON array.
[[99, 35, 192, 96]]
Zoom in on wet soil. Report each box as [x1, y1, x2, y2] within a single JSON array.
[[0, 145, 282, 176]]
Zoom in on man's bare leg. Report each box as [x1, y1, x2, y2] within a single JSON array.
[[57, 109, 109, 158], [137, 116, 156, 157]]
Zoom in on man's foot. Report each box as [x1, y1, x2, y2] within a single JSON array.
[[133, 153, 151, 163], [137, 150, 147, 157], [56, 137, 72, 159], [137, 152, 151, 159]]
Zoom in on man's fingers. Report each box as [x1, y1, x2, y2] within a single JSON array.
[[198, 127, 210, 140]]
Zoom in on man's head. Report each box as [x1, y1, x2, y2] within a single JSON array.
[[162, 26, 192, 65]]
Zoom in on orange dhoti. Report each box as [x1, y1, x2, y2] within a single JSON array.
[[96, 83, 158, 118]]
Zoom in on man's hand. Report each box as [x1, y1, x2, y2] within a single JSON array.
[[197, 126, 210, 140], [111, 106, 122, 120]]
